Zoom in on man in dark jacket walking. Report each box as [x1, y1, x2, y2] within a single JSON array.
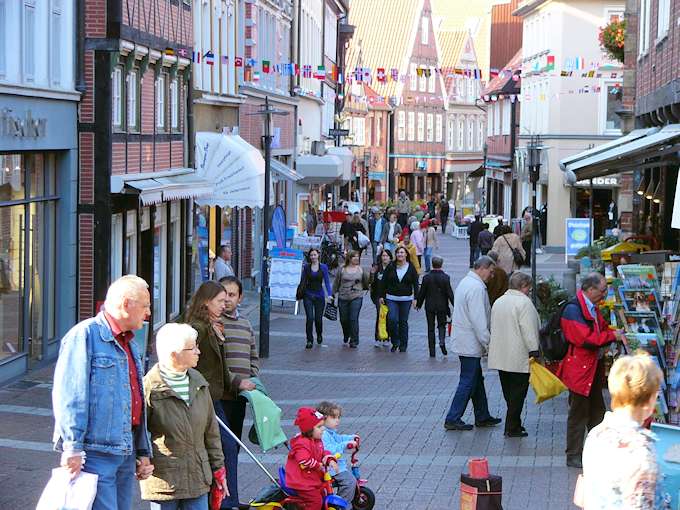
[[557, 273, 622, 468], [468, 215, 484, 268], [416, 256, 454, 357], [439, 198, 450, 234]]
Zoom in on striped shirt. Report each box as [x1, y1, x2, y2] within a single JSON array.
[[159, 365, 190, 405], [221, 311, 259, 397]]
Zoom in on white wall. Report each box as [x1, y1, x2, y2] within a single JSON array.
[[0, 0, 76, 93], [300, 0, 323, 97]]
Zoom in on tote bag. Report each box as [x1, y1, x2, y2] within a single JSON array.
[[324, 300, 338, 321], [37, 468, 98, 510]]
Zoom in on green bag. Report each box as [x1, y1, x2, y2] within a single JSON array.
[[240, 378, 287, 452]]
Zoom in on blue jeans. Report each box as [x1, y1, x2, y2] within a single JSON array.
[[469, 245, 480, 268], [338, 297, 363, 346], [386, 299, 412, 351], [149, 494, 208, 510], [82, 450, 136, 510], [213, 400, 240, 508], [303, 293, 325, 343], [445, 356, 493, 424], [424, 247, 433, 272]]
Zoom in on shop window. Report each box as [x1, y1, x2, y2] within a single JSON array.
[[156, 73, 166, 131], [23, 0, 35, 82], [397, 111, 406, 141], [127, 70, 139, 131], [124, 210, 137, 275], [110, 213, 123, 281], [112, 67, 123, 129], [51, 0, 62, 86], [152, 204, 167, 329]]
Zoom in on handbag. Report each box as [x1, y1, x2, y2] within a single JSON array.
[[37, 468, 99, 510], [357, 230, 370, 248], [295, 265, 308, 301], [323, 299, 338, 321], [502, 234, 525, 267]]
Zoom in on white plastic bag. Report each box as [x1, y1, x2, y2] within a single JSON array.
[[357, 231, 370, 248], [37, 468, 98, 510]]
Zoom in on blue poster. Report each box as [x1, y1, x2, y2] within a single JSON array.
[[196, 211, 210, 281], [271, 205, 287, 248], [565, 218, 592, 260]]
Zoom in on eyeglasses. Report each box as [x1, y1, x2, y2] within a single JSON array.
[[182, 346, 200, 352]]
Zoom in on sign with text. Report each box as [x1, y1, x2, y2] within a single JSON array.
[[575, 176, 619, 187], [328, 128, 350, 137], [565, 218, 592, 262], [269, 247, 304, 302]]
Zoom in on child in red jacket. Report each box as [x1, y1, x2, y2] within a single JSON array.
[[285, 407, 338, 509]]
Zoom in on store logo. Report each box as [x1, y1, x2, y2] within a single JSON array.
[[0, 109, 47, 139]]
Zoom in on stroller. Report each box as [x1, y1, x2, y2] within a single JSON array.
[[215, 417, 375, 510]]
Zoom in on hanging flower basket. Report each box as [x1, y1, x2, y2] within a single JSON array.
[[599, 19, 626, 63]]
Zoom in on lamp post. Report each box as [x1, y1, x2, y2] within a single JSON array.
[[527, 135, 542, 305], [249, 97, 289, 358]]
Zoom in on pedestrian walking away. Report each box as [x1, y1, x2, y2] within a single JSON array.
[[485, 251, 508, 306], [368, 208, 386, 264], [299, 248, 332, 349], [371, 249, 393, 348], [379, 245, 419, 353], [521, 213, 533, 267], [491, 230, 525, 274], [333, 251, 370, 348], [478, 223, 494, 256], [423, 220, 438, 273], [467, 215, 484, 268], [141, 323, 228, 510], [488, 272, 540, 437], [558, 272, 623, 469], [52, 275, 154, 510], [182, 280, 250, 510], [439, 197, 450, 235], [416, 256, 454, 357], [444, 256, 501, 431], [396, 191, 411, 228]]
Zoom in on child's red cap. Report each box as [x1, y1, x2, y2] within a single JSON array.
[[294, 407, 325, 433]]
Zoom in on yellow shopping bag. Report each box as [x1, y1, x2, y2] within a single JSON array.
[[529, 358, 568, 404], [378, 304, 389, 340]]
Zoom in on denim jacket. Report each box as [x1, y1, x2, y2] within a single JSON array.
[[52, 312, 151, 457]]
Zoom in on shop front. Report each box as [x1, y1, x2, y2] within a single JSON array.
[[295, 153, 345, 228], [573, 175, 620, 238], [0, 95, 78, 384]]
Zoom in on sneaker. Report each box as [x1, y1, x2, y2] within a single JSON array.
[[444, 421, 473, 431], [349, 343, 358, 349], [475, 417, 502, 427], [504, 430, 528, 438], [390, 346, 398, 352], [374, 341, 382, 348]]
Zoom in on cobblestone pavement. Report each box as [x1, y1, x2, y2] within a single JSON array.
[[0, 234, 579, 509]]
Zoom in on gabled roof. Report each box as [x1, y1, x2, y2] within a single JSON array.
[[437, 29, 475, 94], [346, 0, 424, 98], [482, 48, 522, 96]]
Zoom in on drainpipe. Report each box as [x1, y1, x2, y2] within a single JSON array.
[[75, 0, 86, 93]]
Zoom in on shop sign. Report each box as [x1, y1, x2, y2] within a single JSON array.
[[565, 218, 592, 263], [368, 171, 384, 180], [575, 176, 619, 187], [1, 109, 47, 139]]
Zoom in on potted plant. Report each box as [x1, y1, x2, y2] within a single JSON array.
[[599, 19, 626, 63]]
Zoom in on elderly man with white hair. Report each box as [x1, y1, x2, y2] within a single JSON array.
[[52, 275, 154, 510], [140, 323, 227, 509]]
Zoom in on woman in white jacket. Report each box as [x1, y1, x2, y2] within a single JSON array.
[[488, 271, 540, 437]]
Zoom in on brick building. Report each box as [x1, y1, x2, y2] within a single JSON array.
[[78, 0, 199, 332]]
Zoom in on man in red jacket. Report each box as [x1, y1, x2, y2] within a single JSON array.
[[557, 272, 622, 468]]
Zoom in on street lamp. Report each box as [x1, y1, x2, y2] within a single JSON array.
[[527, 135, 542, 305], [248, 97, 289, 358]]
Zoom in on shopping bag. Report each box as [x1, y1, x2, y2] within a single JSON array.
[[357, 231, 370, 248], [529, 358, 568, 404], [378, 304, 389, 340], [323, 300, 338, 321], [37, 468, 98, 510]]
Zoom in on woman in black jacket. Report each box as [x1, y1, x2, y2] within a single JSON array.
[[379, 245, 420, 353], [370, 248, 393, 348]]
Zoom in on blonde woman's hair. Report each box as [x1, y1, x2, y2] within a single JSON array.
[[608, 351, 663, 409], [156, 323, 198, 365]]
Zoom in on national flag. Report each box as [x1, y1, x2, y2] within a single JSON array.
[[221, 55, 229, 64], [416, 67, 424, 77], [362, 67, 371, 82], [376, 68, 386, 83], [253, 71, 260, 82], [331, 64, 338, 81], [424, 68, 431, 78], [587, 70, 595, 78], [204, 51, 215, 65], [546, 55, 555, 71], [234, 56, 243, 67], [192, 51, 201, 63], [294, 64, 300, 75], [246, 58, 257, 67], [164, 47, 175, 56], [314, 65, 326, 79], [244, 66, 252, 81], [262, 60, 270, 73], [302, 65, 312, 78], [390, 68, 399, 81], [177, 48, 188, 58]]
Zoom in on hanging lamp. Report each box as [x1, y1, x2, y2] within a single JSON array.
[[636, 175, 647, 195], [652, 181, 663, 204], [644, 178, 655, 200]]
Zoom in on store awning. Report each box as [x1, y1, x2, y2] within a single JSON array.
[[271, 159, 302, 182], [469, 165, 485, 178], [560, 125, 680, 180], [195, 132, 266, 209], [326, 146, 353, 182], [295, 154, 343, 184], [110, 168, 214, 206]]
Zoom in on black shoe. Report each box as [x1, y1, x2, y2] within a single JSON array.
[[305, 341, 313, 349], [504, 430, 528, 438], [444, 421, 473, 431], [343, 337, 349, 344], [475, 417, 502, 427], [399, 348, 407, 352], [440, 344, 448, 355], [566, 456, 583, 469], [429, 351, 436, 358], [349, 343, 358, 348], [390, 346, 398, 352], [317, 336, 323, 344]]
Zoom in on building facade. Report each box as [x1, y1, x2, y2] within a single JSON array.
[[0, 0, 79, 383]]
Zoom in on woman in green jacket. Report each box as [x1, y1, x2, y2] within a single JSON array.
[[141, 322, 227, 509]]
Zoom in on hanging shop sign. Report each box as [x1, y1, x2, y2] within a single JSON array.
[[575, 176, 620, 188]]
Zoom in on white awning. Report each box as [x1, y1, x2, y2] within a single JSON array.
[[110, 168, 214, 205], [560, 125, 680, 179], [195, 132, 266, 208], [296, 154, 343, 184], [271, 158, 303, 182], [326, 146, 353, 182]]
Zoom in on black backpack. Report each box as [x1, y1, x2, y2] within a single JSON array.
[[539, 300, 571, 361]]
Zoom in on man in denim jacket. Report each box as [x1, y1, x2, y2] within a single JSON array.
[[52, 275, 154, 510]]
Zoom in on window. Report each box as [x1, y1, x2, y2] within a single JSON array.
[[23, 1, 35, 82], [0, 0, 5, 75], [467, 117, 474, 150], [478, 119, 485, 149], [638, 0, 651, 54], [428, 67, 435, 93], [502, 100, 511, 135], [435, 114, 442, 142], [421, 16, 429, 44], [426, 114, 434, 142], [353, 117, 366, 146], [397, 111, 406, 141], [657, 0, 670, 40], [156, 74, 166, 129], [112, 67, 123, 128], [447, 118, 455, 150], [602, 83, 623, 133], [410, 63, 417, 91], [487, 104, 493, 136], [457, 117, 464, 150], [407, 111, 415, 141], [467, 78, 475, 102], [493, 101, 501, 135], [170, 78, 179, 130], [417, 112, 425, 142], [366, 117, 372, 147], [153, 204, 168, 328], [124, 210, 137, 275], [111, 214, 123, 281], [376, 116, 382, 145], [419, 69, 426, 92], [51, 0, 62, 85], [127, 70, 139, 130]]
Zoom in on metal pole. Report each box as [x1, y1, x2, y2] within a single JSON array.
[[259, 97, 272, 358], [530, 135, 539, 305], [588, 178, 594, 248]]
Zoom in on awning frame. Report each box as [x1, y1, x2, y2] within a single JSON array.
[[111, 168, 214, 205]]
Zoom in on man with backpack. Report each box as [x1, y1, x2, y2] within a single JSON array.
[[556, 272, 623, 468]]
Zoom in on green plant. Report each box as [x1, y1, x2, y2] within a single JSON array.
[[576, 245, 602, 260], [599, 19, 626, 63], [536, 276, 570, 324], [593, 235, 619, 250]]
